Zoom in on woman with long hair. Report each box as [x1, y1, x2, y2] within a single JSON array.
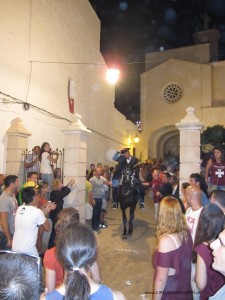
[[42, 222, 126, 300], [205, 146, 225, 192], [194, 204, 225, 299], [39, 142, 59, 196], [153, 196, 193, 300], [43, 207, 101, 292]]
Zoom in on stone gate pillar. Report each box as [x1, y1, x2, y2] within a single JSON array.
[[6, 118, 31, 184], [176, 107, 204, 194], [61, 114, 91, 222]]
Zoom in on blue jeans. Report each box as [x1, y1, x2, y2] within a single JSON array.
[[112, 187, 119, 205], [137, 186, 145, 204], [92, 198, 102, 231]]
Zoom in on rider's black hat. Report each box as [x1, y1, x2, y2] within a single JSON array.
[[121, 148, 130, 154]]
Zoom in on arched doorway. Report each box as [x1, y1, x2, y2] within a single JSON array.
[[148, 125, 179, 159]]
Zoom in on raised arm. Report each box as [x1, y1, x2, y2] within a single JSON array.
[[47, 153, 59, 164], [42, 218, 51, 232]]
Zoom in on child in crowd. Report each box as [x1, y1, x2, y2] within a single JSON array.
[[43, 207, 101, 292], [41, 222, 126, 300]]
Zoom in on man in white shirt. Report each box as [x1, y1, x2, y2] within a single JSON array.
[[185, 185, 203, 242], [13, 187, 50, 256], [90, 167, 110, 233], [185, 185, 203, 300]]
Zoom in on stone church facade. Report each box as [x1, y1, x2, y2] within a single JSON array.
[[140, 29, 225, 161]]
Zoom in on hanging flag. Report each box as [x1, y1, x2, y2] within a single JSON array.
[[68, 78, 75, 114]]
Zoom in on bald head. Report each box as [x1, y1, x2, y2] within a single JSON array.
[[95, 167, 103, 177], [185, 185, 202, 210]]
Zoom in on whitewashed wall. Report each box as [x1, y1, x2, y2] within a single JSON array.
[[0, 0, 137, 173]]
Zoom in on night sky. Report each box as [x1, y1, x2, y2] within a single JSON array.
[[89, 0, 225, 124]]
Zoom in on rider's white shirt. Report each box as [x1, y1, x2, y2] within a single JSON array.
[[126, 157, 132, 163]]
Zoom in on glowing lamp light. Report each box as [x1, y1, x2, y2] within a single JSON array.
[[134, 135, 139, 143], [106, 68, 120, 84]]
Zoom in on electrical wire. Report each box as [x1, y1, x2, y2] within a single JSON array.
[[28, 58, 165, 66], [29, 60, 107, 66], [0, 91, 128, 146], [0, 91, 70, 122]]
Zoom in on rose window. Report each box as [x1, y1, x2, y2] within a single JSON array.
[[163, 84, 183, 103]]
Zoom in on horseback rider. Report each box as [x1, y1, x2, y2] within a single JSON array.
[[113, 148, 144, 207], [112, 148, 142, 238], [113, 148, 138, 170]]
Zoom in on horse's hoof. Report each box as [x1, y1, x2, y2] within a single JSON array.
[[122, 234, 128, 239], [128, 229, 133, 235]]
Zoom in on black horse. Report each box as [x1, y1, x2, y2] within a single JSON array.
[[118, 165, 139, 239], [113, 149, 140, 239]]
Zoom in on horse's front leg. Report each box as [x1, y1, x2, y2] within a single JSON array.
[[121, 207, 127, 239], [128, 202, 137, 235]]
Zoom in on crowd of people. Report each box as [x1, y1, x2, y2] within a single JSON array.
[[152, 146, 225, 300], [0, 145, 225, 299]]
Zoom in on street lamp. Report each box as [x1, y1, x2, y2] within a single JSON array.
[[134, 135, 139, 143], [127, 135, 139, 147], [106, 68, 120, 84]]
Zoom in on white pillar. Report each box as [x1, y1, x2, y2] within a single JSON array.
[[61, 114, 91, 222], [6, 118, 31, 184], [176, 107, 204, 192]]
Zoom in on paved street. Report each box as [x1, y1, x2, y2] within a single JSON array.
[[96, 195, 157, 300]]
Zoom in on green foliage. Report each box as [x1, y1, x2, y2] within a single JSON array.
[[201, 125, 225, 146]]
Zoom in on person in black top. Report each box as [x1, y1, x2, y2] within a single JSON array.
[[48, 179, 74, 249], [156, 172, 173, 201]]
